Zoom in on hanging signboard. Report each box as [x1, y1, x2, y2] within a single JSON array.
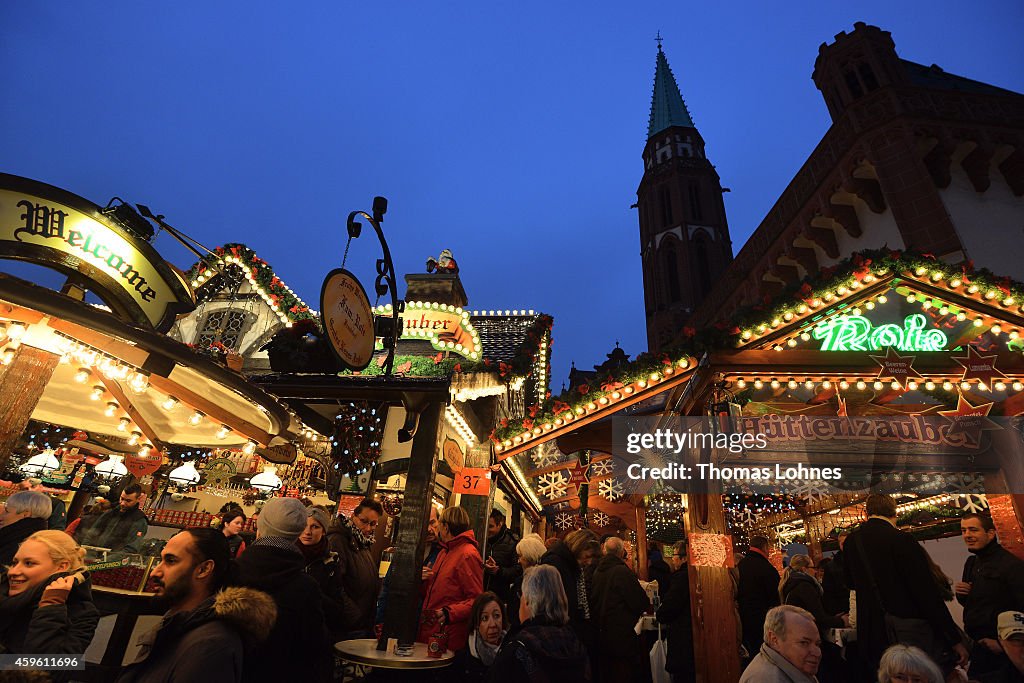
[[442, 435, 466, 472], [374, 301, 482, 360], [320, 268, 375, 371], [454, 466, 491, 496], [125, 449, 164, 478], [0, 174, 196, 332]]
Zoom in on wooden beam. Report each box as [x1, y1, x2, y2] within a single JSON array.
[[496, 367, 695, 461], [100, 376, 165, 451], [147, 374, 273, 446]]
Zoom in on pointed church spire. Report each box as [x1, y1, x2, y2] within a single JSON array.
[[648, 43, 695, 138]]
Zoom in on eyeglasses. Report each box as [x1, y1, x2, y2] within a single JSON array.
[[355, 516, 378, 529]]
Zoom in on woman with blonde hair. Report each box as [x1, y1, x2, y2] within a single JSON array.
[[418, 506, 483, 651], [877, 644, 944, 683], [509, 533, 547, 628], [0, 530, 100, 658]]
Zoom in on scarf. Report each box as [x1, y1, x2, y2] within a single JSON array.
[[469, 629, 505, 666], [339, 514, 374, 550], [297, 535, 328, 563], [576, 573, 590, 620]]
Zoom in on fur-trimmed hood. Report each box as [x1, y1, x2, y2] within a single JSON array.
[[212, 587, 277, 642]]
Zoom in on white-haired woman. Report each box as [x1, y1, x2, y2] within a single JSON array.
[[877, 644, 944, 683], [509, 533, 547, 629], [0, 491, 52, 567], [488, 564, 590, 683], [0, 530, 100, 661]]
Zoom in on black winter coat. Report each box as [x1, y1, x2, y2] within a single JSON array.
[[540, 542, 585, 625], [0, 517, 47, 567], [233, 541, 332, 683], [590, 553, 650, 658], [0, 571, 99, 676], [656, 567, 695, 678], [781, 571, 845, 636], [821, 550, 850, 616], [958, 541, 1024, 641], [116, 587, 277, 683], [485, 526, 521, 605], [303, 548, 354, 642], [735, 549, 781, 654], [486, 618, 591, 683], [326, 518, 380, 633], [844, 518, 961, 667]]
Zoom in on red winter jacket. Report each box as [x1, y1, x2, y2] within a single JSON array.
[[417, 530, 483, 651]]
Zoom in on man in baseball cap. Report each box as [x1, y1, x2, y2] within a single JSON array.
[[234, 497, 331, 682], [998, 611, 1024, 678]]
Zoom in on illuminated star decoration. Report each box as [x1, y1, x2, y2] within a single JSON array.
[[567, 461, 590, 489], [952, 345, 1006, 387], [868, 347, 922, 390], [938, 394, 997, 441]]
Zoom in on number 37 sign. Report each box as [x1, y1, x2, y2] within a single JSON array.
[[454, 467, 492, 496]]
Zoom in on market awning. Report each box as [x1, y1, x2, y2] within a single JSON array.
[[0, 273, 292, 452]]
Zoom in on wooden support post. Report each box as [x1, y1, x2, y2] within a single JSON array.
[[685, 493, 742, 683], [381, 399, 443, 649], [461, 443, 493, 559], [635, 501, 649, 580], [0, 345, 60, 470]]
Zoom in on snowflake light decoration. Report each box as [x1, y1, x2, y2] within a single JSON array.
[[530, 445, 561, 469], [591, 510, 610, 527], [537, 471, 568, 500], [599, 478, 624, 501], [948, 473, 985, 496], [590, 459, 614, 477], [959, 493, 989, 514], [789, 480, 831, 506], [734, 507, 761, 525], [555, 512, 575, 530]]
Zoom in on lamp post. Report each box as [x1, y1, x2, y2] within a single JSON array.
[[345, 197, 402, 376]]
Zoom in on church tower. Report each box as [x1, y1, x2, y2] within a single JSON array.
[[637, 43, 734, 351]]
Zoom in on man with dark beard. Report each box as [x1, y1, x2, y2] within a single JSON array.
[[117, 528, 277, 682], [79, 483, 148, 551]]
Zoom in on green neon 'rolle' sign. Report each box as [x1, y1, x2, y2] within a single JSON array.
[[812, 314, 947, 352]]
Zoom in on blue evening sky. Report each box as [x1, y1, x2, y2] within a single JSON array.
[[2, 1, 1022, 389]]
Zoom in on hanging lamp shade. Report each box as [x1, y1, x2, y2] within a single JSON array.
[[250, 465, 282, 493], [168, 460, 202, 487], [19, 448, 60, 476], [94, 454, 128, 480]]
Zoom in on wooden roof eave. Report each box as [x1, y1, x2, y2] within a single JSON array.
[[494, 362, 697, 461]]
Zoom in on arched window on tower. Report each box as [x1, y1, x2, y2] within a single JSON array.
[[688, 182, 703, 221], [662, 240, 681, 304], [659, 187, 673, 227], [692, 232, 712, 299]]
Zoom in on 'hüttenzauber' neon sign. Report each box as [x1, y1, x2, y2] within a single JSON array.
[[813, 314, 947, 352]]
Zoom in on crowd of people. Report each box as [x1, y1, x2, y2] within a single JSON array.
[[3, 488, 1024, 682], [735, 495, 1024, 683]]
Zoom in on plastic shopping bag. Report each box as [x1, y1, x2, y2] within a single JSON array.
[[650, 625, 670, 683]]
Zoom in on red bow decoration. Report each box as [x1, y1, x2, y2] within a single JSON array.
[[528, 405, 541, 418], [553, 400, 571, 415], [376, 355, 387, 368], [522, 419, 534, 431], [432, 352, 444, 364], [453, 363, 462, 373], [395, 360, 412, 374], [577, 384, 590, 395]]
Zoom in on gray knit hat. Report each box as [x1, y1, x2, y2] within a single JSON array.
[[258, 497, 308, 540], [307, 507, 331, 533]]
